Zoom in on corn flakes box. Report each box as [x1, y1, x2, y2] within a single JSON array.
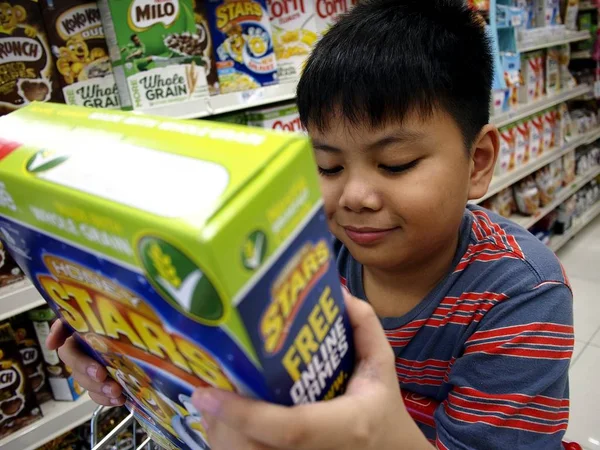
[[247, 102, 303, 132], [267, 0, 318, 82], [39, 0, 121, 109], [0, 102, 354, 450], [313, 0, 349, 32], [207, 0, 278, 94], [97, 0, 210, 110]]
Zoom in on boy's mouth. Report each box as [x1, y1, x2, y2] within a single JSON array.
[[343, 226, 398, 246]]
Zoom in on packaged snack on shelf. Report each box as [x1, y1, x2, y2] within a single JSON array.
[[489, 187, 515, 218], [0, 0, 64, 115], [545, 46, 561, 96], [529, 114, 544, 159], [515, 119, 531, 166], [562, 0, 579, 31], [207, 0, 278, 94], [557, 103, 571, 145], [497, 125, 516, 175], [267, 0, 319, 83], [501, 53, 520, 110], [0, 102, 354, 450], [536, 0, 560, 26], [39, 0, 120, 109], [0, 321, 42, 439], [10, 313, 53, 404], [542, 108, 556, 153], [193, 0, 220, 96], [514, 176, 541, 215], [247, 102, 303, 132], [558, 45, 576, 90], [535, 166, 557, 206], [563, 149, 576, 185], [0, 240, 24, 287], [555, 194, 577, 234], [575, 12, 593, 51], [549, 157, 564, 191], [97, 0, 210, 110], [519, 51, 544, 104], [28, 307, 85, 401]]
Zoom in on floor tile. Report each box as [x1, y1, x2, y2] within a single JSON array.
[[565, 345, 600, 449], [559, 242, 600, 283], [591, 329, 600, 349], [569, 277, 600, 343], [572, 340, 588, 366]]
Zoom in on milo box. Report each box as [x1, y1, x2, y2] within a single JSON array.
[[97, 0, 210, 110], [0, 103, 354, 450], [207, 0, 278, 94], [39, 0, 121, 109], [0, 0, 64, 115], [247, 102, 303, 133]]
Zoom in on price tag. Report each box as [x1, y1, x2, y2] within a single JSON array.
[[239, 88, 265, 105], [511, 14, 522, 27], [594, 80, 600, 99]]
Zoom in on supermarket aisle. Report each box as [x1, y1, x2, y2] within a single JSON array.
[[559, 216, 600, 449]]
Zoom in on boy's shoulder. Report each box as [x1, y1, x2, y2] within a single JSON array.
[[461, 205, 570, 293]]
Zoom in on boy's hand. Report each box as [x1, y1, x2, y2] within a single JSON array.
[[192, 290, 433, 450], [46, 320, 126, 407]]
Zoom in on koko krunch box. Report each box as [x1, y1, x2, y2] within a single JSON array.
[[0, 102, 354, 450]]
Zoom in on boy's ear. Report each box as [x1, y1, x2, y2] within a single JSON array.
[[468, 124, 499, 201]]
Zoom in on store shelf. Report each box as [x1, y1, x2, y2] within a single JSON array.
[[517, 30, 591, 53], [579, 2, 598, 11], [138, 80, 298, 119], [511, 166, 600, 229], [571, 50, 593, 60], [549, 201, 600, 252], [0, 397, 97, 450], [492, 85, 591, 128], [0, 279, 45, 321], [477, 126, 600, 204]]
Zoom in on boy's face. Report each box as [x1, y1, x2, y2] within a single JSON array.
[[311, 109, 476, 271]]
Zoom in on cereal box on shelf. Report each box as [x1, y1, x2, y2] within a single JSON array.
[[207, 0, 278, 94], [0, 240, 24, 287], [515, 119, 530, 167], [0, 103, 354, 450], [530, 113, 544, 159], [519, 51, 544, 104], [247, 102, 303, 132], [545, 46, 561, 96], [543, 108, 556, 153], [0, 0, 64, 115], [0, 321, 42, 439], [97, 0, 210, 110], [193, 0, 219, 95], [39, 0, 120, 109], [267, 0, 319, 83], [497, 125, 516, 175]]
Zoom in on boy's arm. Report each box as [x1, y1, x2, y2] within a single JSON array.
[[435, 282, 573, 450]]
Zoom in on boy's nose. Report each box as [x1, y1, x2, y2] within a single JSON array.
[[339, 177, 382, 212]]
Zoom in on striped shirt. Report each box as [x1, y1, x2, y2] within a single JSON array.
[[336, 205, 574, 449]]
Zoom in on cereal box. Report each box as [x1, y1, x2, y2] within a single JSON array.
[[515, 120, 530, 167], [39, 0, 120, 109], [545, 46, 561, 96], [247, 102, 303, 132], [520, 51, 543, 104], [0, 0, 64, 115], [543, 108, 556, 153], [497, 125, 516, 175], [267, 0, 319, 83], [530, 113, 544, 159], [0, 321, 42, 439], [207, 0, 278, 94], [0, 102, 354, 450], [313, 0, 348, 31], [97, 0, 210, 110], [193, 0, 219, 95]]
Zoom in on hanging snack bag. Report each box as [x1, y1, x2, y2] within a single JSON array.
[[0, 102, 354, 450], [97, 0, 210, 110], [39, 0, 120, 109], [207, 0, 278, 94], [515, 119, 530, 166], [267, 0, 319, 83], [0, 0, 64, 115], [514, 176, 541, 215], [0, 321, 42, 439], [497, 125, 516, 175], [246, 102, 303, 132], [10, 313, 53, 404]]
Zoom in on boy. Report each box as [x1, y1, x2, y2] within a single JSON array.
[[47, 0, 574, 448]]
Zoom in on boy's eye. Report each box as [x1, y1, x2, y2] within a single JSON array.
[[318, 166, 343, 176], [379, 160, 419, 174]]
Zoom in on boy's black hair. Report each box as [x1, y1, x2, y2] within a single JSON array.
[[297, 0, 493, 148]]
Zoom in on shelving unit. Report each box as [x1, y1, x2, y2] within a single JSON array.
[[491, 85, 591, 128], [517, 30, 591, 53], [510, 165, 600, 229], [0, 397, 97, 450], [0, 279, 44, 321], [549, 200, 600, 251]]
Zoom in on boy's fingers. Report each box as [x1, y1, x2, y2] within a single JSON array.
[[46, 320, 72, 350], [75, 374, 122, 399], [89, 391, 126, 407], [57, 336, 107, 383], [342, 289, 395, 372], [193, 388, 363, 449]]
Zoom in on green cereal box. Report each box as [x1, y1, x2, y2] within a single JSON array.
[[97, 0, 211, 110], [0, 103, 354, 450], [247, 102, 302, 132]]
